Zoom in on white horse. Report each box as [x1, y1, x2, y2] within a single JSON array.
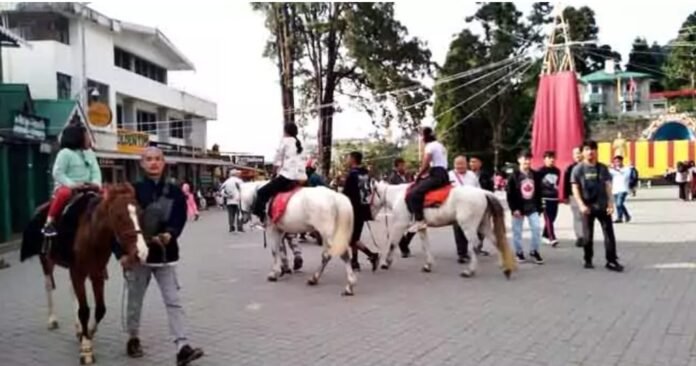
[[240, 181, 357, 295], [370, 181, 516, 278]]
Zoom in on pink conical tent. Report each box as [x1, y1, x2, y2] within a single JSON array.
[[530, 71, 585, 198]]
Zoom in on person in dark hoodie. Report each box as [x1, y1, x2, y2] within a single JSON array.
[[538, 151, 561, 247], [343, 151, 380, 271], [120, 147, 204, 365], [506, 150, 544, 264]]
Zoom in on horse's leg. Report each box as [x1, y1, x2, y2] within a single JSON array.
[[381, 221, 409, 270], [70, 269, 94, 365], [267, 229, 283, 282], [461, 227, 479, 278], [88, 272, 106, 338], [40, 256, 58, 330], [340, 250, 357, 296], [279, 235, 291, 276], [307, 250, 331, 286], [287, 236, 303, 271], [418, 230, 434, 273]]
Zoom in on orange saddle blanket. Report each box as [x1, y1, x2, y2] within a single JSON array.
[[406, 185, 453, 208], [269, 187, 302, 223]]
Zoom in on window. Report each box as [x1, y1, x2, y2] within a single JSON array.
[[116, 104, 124, 129], [7, 13, 70, 44], [137, 110, 157, 135], [56, 73, 71, 99], [87, 79, 109, 105], [170, 119, 185, 138], [590, 83, 600, 94], [115, 47, 167, 83]]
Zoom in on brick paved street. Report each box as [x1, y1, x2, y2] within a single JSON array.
[[1, 187, 696, 366]]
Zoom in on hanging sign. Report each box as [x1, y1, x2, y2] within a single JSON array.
[[88, 102, 112, 127]]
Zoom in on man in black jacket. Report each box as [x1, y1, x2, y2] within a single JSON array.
[[387, 158, 409, 185], [538, 151, 561, 247], [121, 147, 203, 365], [343, 152, 380, 271], [506, 150, 544, 264], [469, 155, 494, 192]]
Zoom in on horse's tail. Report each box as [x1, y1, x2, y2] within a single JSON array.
[[328, 193, 354, 258], [485, 192, 516, 277]]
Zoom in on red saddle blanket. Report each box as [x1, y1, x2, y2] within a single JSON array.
[[406, 184, 453, 208], [270, 187, 302, 223]]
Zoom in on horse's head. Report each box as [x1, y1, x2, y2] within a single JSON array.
[[103, 183, 148, 264]]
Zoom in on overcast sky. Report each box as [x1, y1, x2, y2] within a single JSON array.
[[90, 1, 695, 160]]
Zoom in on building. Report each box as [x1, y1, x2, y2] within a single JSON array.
[[0, 3, 226, 188], [579, 60, 654, 116]]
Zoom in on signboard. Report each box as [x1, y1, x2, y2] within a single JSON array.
[[13, 113, 47, 141], [98, 158, 117, 167], [88, 102, 112, 127], [234, 155, 264, 167], [117, 129, 149, 154]]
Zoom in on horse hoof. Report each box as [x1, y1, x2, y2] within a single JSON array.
[[88, 327, 97, 338], [460, 270, 475, 278], [341, 286, 355, 296], [47, 320, 59, 330], [293, 257, 303, 271], [307, 276, 318, 286], [267, 274, 278, 282], [503, 269, 512, 279], [422, 265, 432, 273], [380, 264, 390, 270], [280, 266, 292, 277], [79, 355, 94, 365]]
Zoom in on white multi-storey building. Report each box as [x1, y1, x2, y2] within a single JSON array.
[[0, 2, 221, 183]]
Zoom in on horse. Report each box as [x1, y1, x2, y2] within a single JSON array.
[[370, 181, 516, 278], [20, 184, 149, 365], [240, 180, 305, 271], [241, 182, 357, 295]]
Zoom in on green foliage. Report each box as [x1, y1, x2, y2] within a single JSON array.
[[563, 6, 622, 74], [664, 11, 696, 90], [626, 38, 667, 91]]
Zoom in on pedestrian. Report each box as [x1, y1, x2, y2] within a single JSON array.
[[301, 159, 326, 244], [689, 161, 696, 200], [449, 155, 480, 263], [538, 151, 561, 247], [506, 150, 544, 264], [571, 140, 624, 272], [252, 122, 307, 225], [122, 147, 204, 365], [563, 146, 585, 247], [219, 169, 244, 232], [387, 158, 409, 185], [343, 151, 379, 271], [675, 161, 691, 201], [181, 182, 199, 221], [628, 164, 639, 197], [610, 156, 632, 223], [469, 155, 494, 192]]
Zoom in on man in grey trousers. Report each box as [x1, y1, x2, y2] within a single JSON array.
[[120, 147, 204, 366], [563, 146, 584, 247]]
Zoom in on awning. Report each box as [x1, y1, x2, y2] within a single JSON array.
[[95, 150, 141, 160], [0, 25, 31, 48], [95, 150, 240, 166]]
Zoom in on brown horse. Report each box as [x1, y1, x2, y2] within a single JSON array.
[[21, 183, 148, 364]]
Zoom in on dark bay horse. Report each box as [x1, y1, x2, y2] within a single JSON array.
[[21, 184, 148, 364]]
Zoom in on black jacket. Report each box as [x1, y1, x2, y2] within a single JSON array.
[[387, 169, 408, 185], [476, 170, 494, 192], [133, 178, 188, 264], [343, 166, 372, 221], [506, 169, 543, 215]]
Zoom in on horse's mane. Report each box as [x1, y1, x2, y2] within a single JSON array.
[[103, 183, 136, 204]]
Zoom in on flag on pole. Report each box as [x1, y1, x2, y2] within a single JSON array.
[[628, 77, 637, 103]]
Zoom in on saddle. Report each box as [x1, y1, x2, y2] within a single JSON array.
[[406, 184, 453, 208], [21, 192, 101, 265], [269, 187, 302, 224]]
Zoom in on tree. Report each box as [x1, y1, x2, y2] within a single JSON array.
[[626, 38, 667, 91], [562, 6, 621, 74], [433, 2, 546, 168], [254, 3, 433, 177], [664, 11, 696, 92], [252, 3, 301, 125]]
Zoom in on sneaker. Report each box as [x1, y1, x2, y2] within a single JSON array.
[[529, 250, 544, 264], [584, 261, 595, 269], [542, 237, 552, 246], [176, 344, 204, 366], [516, 252, 526, 263], [126, 337, 144, 358], [457, 255, 470, 264], [407, 221, 428, 233], [613, 219, 623, 224], [625, 216, 632, 223], [369, 253, 380, 272], [606, 262, 624, 272], [550, 239, 559, 248], [351, 261, 361, 272], [42, 223, 57, 238]]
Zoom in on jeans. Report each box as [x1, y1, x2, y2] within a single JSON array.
[[613, 192, 630, 221], [126, 265, 188, 346], [581, 208, 618, 264], [542, 199, 559, 241], [512, 212, 541, 253], [406, 167, 449, 221], [226, 204, 242, 231]]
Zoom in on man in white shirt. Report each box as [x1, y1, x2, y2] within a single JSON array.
[[220, 169, 244, 232], [449, 156, 480, 263], [610, 156, 632, 223]]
